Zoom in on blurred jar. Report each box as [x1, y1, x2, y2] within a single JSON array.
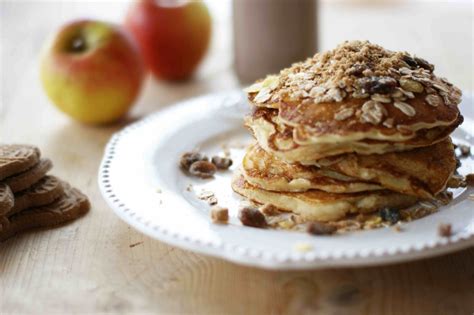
[[233, 0, 317, 83]]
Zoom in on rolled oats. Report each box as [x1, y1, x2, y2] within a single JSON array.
[[334, 108, 354, 121], [254, 87, 272, 103], [425, 94, 443, 107], [393, 101, 416, 116], [360, 100, 387, 124], [243, 41, 459, 112], [371, 94, 392, 103]]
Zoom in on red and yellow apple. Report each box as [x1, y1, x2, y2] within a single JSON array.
[[125, 0, 211, 81], [40, 19, 145, 125]]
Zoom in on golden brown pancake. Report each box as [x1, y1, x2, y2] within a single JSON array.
[[242, 143, 383, 193], [244, 41, 462, 160], [246, 108, 461, 162], [279, 95, 461, 144], [232, 172, 418, 222], [316, 137, 457, 198]]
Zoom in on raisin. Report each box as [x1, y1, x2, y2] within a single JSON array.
[[180, 152, 208, 171], [346, 64, 367, 76], [307, 222, 336, 235], [459, 144, 471, 157], [402, 55, 418, 68], [211, 156, 233, 170], [357, 76, 397, 94], [238, 207, 267, 228], [189, 161, 216, 179], [414, 57, 434, 72], [379, 208, 401, 224]]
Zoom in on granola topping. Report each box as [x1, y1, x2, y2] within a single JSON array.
[[245, 40, 461, 113]]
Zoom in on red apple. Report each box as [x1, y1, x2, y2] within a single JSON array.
[[125, 0, 211, 81], [40, 19, 145, 125]]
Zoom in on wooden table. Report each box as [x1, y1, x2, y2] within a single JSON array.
[[1, 1, 473, 314]]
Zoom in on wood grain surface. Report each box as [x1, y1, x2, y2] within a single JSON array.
[[1, 1, 473, 314]]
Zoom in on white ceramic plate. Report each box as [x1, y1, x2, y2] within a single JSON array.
[[99, 91, 474, 270]]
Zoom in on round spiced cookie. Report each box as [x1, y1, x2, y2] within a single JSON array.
[[0, 182, 90, 242], [3, 159, 53, 193], [9, 175, 64, 216], [0, 144, 41, 181]]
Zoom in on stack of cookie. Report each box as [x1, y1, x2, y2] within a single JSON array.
[[0, 145, 89, 241]]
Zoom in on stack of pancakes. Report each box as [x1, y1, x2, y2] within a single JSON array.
[[232, 41, 463, 222]]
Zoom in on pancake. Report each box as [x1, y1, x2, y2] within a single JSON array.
[[315, 137, 457, 198], [232, 172, 418, 222], [244, 41, 462, 159], [280, 94, 461, 145], [242, 143, 383, 193], [246, 107, 461, 162]]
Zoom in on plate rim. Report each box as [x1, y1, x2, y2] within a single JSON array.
[[98, 90, 474, 269]]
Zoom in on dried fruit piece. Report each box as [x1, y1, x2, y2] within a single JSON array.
[[465, 173, 474, 186], [210, 206, 229, 224], [399, 78, 424, 93], [180, 152, 208, 171], [379, 208, 401, 224], [458, 144, 471, 157], [402, 55, 418, 68], [260, 204, 281, 216], [346, 64, 368, 76], [393, 101, 416, 117], [438, 223, 452, 237], [307, 222, 336, 235], [211, 156, 233, 170], [189, 161, 217, 179], [358, 76, 397, 94], [425, 94, 443, 107], [238, 207, 267, 228], [414, 57, 434, 72]]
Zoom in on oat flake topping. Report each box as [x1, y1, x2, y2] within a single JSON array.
[[246, 41, 462, 111]]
